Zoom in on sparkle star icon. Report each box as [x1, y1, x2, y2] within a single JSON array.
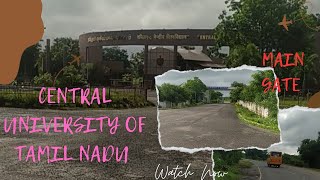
[[69, 55, 81, 66], [278, 15, 293, 31]]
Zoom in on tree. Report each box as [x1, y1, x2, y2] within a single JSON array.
[[213, 150, 244, 171], [244, 149, 268, 161], [214, 0, 319, 90], [57, 65, 87, 88], [38, 38, 80, 75], [298, 132, 320, 168], [230, 82, 246, 103], [158, 83, 189, 104], [210, 90, 223, 103], [33, 38, 90, 88], [35, 50, 46, 75], [88, 62, 110, 86], [182, 77, 208, 103], [282, 154, 304, 167], [103, 47, 129, 69], [227, 43, 261, 67], [129, 51, 144, 78], [229, 71, 278, 118], [215, 0, 317, 54], [33, 72, 53, 87], [16, 43, 41, 83]]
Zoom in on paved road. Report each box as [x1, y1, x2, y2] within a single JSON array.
[[159, 104, 280, 149], [252, 160, 320, 180], [0, 107, 214, 179]]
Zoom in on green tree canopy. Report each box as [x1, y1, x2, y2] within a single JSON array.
[[244, 149, 268, 161], [230, 71, 278, 118], [214, 0, 319, 91], [215, 0, 317, 53], [230, 82, 246, 103], [158, 83, 190, 104], [17, 43, 41, 83], [57, 65, 87, 87], [227, 43, 261, 67], [210, 90, 223, 102], [33, 38, 88, 87], [129, 50, 144, 78], [103, 47, 129, 69], [33, 72, 53, 87], [298, 132, 320, 168], [182, 77, 208, 103], [49, 38, 79, 75], [213, 150, 244, 171]]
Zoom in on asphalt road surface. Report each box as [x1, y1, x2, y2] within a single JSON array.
[[0, 107, 214, 180], [252, 160, 320, 180], [159, 104, 280, 149]]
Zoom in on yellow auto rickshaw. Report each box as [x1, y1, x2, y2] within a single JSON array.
[[267, 151, 282, 168]]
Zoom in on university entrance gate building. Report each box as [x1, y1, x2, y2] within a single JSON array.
[[79, 29, 222, 88]]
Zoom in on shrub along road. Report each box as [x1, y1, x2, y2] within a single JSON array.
[[159, 104, 280, 149]]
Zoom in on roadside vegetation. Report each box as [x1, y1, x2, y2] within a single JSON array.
[[0, 90, 152, 109], [157, 77, 223, 108], [230, 71, 279, 132], [213, 151, 255, 180], [230, 70, 278, 118], [235, 105, 279, 133]]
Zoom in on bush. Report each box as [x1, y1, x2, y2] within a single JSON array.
[[230, 71, 278, 118], [213, 150, 244, 171], [33, 73, 54, 87], [0, 91, 150, 109], [238, 160, 253, 168], [236, 105, 279, 133]]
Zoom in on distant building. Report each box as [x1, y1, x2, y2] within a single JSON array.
[[145, 47, 225, 87], [147, 47, 225, 76], [79, 29, 225, 88]]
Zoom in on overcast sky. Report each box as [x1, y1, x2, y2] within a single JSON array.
[[269, 108, 320, 155], [155, 68, 262, 87], [41, 0, 320, 40], [41, 0, 225, 39]]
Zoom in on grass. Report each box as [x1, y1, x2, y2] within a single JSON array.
[[215, 171, 239, 180], [215, 160, 253, 180], [238, 160, 253, 169], [235, 104, 280, 134]]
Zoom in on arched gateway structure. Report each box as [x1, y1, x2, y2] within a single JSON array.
[[79, 29, 216, 88]]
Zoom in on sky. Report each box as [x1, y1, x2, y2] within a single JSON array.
[[155, 67, 261, 97], [41, 0, 320, 40], [156, 66, 264, 97], [155, 67, 260, 87], [41, 0, 226, 39], [269, 108, 320, 155]]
